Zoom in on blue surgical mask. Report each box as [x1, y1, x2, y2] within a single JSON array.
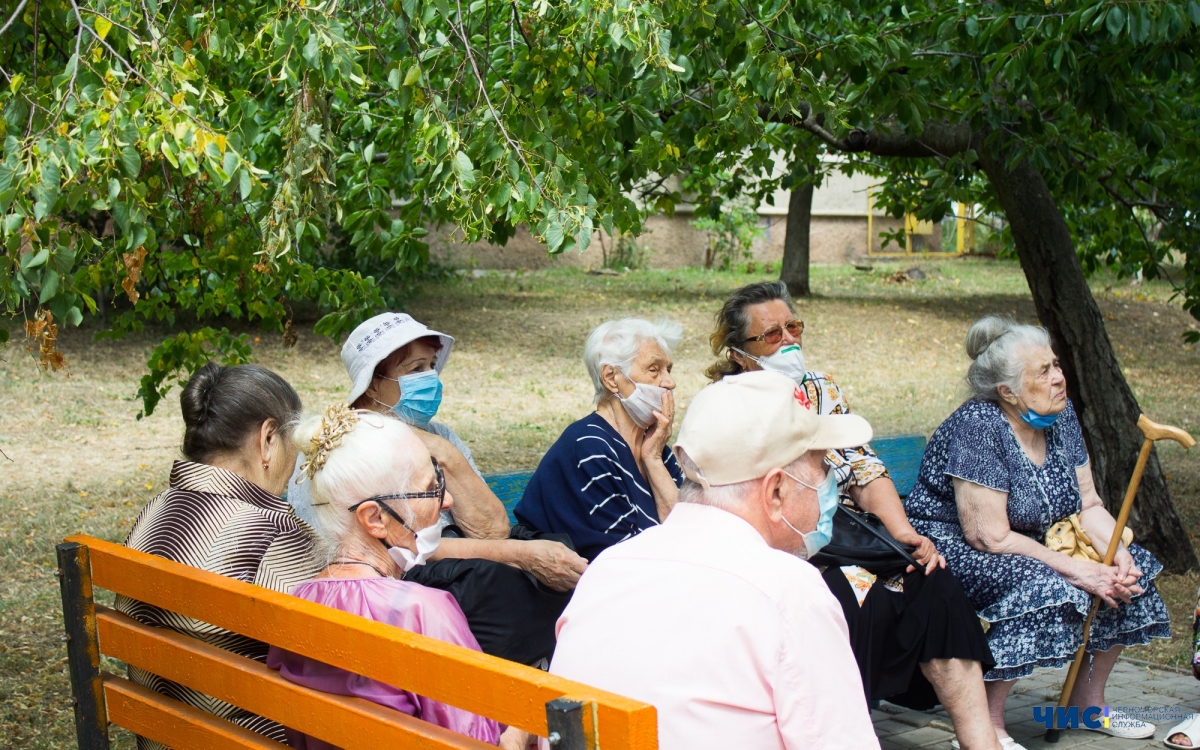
[[780, 467, 839, 559], [387, 370, 443, 429], [1019, 409, 1060, 430]]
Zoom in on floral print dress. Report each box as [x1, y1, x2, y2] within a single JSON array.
[[903, 398, 1170, 681]]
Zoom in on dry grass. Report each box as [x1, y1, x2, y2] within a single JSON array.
[[1, 258, 1198, 746]]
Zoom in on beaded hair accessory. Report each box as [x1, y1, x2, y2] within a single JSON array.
[[297, 403, 361, 492]]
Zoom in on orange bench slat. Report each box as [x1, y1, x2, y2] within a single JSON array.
[[103, 674, 286, 750], [97, 606, 493, 750]]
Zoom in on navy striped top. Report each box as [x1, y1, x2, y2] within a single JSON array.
[[514, 413, 683, 561]]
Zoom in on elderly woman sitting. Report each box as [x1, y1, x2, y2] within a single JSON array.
[[514, 318, 684, 561], [268, 405, 526, 749], [290, 312, 584, 667], [117, 363, 322, 749], [904, 316, 1170, 746]]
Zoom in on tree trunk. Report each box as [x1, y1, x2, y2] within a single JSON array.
[[979, 147, 1198, 571], [780, 157, 816, 297]]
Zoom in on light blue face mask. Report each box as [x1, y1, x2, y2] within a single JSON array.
[[1019, 409, 1061, 430], [384, 370, 443, 429], [780, 466, 840, 559]]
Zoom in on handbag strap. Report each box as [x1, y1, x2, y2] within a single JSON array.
[[835, 504, 922, 572]]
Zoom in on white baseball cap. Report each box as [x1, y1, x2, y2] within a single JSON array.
[[341, 313, 455, 405], [675, 370, 874, 487]]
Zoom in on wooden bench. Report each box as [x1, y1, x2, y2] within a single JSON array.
[[56, 535, 657, 750], [484, 433, 929, 521]]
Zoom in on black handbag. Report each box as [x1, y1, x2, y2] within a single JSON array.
[[809, 504, 921, 576]]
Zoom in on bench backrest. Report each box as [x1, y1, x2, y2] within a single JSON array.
[[483, 433, 929, 520], [56, 535, 657, 750]]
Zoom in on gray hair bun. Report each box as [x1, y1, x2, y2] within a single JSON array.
[[964, 316, 1051, 402], [965, 316, 1014, 361]]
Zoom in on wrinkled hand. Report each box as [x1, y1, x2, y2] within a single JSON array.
[[498, 727, 533, 750], [519, 539, 588, 591], [640, 390, 675, 464], [894, 529, 946, 575], [1067, 559, 1142, 608], [1113, 546, 1143, 589]]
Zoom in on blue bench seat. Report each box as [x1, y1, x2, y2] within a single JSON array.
[[484, 433, 929, 524]]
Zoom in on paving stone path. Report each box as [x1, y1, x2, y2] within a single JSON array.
[[874, 660, 1200, 750]]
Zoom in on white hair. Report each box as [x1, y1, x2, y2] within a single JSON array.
[[583, 317, 683, 404], [675, 448, 808, 510], [964, 315, 1053, 402], [291, 411, 418, 562]]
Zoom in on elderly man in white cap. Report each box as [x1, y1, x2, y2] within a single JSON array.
[[290, 312, 587, 667], [549, 369, 880, 750]]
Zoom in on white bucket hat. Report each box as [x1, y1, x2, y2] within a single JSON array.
[[341, 313, 455, 405]]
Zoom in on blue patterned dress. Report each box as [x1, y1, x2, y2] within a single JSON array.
[[903, 398, 1170, 681]]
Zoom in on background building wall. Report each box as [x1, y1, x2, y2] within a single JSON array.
[[426, 166, 941, 270]]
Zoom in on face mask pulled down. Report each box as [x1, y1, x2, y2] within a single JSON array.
[[780, 467, 839, 560], [734, 344, 807, 385], [614, 372, 668, 430], [1018, 408, 1061, 430]]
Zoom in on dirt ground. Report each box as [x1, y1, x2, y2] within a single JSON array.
[[1, 259, 1198, 747]]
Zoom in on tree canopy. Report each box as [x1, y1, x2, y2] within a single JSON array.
[[9, 0, 1196, 406]]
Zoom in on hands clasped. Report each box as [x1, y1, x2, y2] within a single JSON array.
[[1066, 548, 1144, 608]]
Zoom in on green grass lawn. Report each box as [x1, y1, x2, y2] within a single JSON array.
[[1, 258, 1197, 747]]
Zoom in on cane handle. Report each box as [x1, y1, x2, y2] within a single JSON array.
[[1137, 414, 1196, 448]]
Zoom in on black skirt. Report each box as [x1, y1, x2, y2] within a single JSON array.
[[823, 565, 994, 710], [403, 524, 574, 666]]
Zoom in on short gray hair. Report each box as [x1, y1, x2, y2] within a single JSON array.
[[675, 448, 809, 510], [583, 317, 683, 404], [291, 410, 417, 562], [965, 315, 1052, 402]]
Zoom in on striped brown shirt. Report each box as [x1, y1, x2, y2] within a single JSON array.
[[115, 460, 322, 748]]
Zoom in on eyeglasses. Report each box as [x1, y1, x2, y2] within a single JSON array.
[[348, 457, 447, 522], [743, 319, 804, 345]]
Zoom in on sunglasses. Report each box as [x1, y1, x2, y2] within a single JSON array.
[[348, 457, 447, 527], [743, 319, 804, 345]]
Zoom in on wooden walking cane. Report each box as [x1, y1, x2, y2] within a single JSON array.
[[1045, 414, 1196, 742]]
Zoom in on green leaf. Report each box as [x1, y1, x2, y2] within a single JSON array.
[[388, 66, 401, 90], [239, 168, 252, 200], [965, 16, 979, 37], [303, 33, 321, 67], [39, 270, 60, 303], [452, 150, 476, 188], [545, 220, 564, 252], [364, 142, 375, 164], [22, 247, 49, 270], [1106, 7, 1125, 37], [120, 146, 142, 178], [403, 64, 421, 86]]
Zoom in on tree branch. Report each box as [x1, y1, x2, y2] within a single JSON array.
[[0, 0, 30, 38], [761, 105, 976, 158]]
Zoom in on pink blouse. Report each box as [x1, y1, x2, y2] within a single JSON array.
[[267, 576, 502, 747]]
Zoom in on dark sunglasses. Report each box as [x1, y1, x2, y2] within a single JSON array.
[[348, 457, 447, 528], [743, 319, 804, 345]]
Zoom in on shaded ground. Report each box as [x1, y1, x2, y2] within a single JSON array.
[[1, 259, 1197, 747]]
